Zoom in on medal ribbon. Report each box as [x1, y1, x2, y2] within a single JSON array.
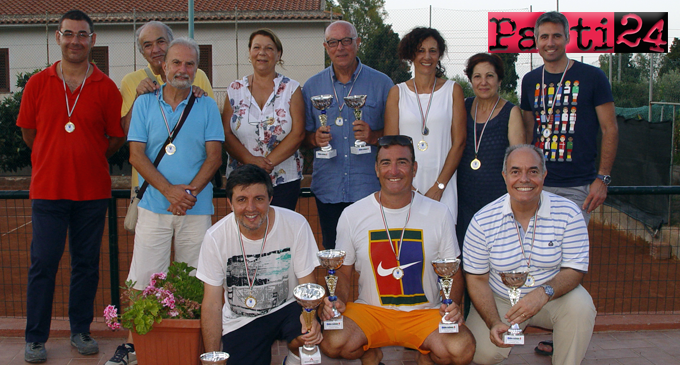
[[513, 200, 540, 272], [157, 91, 189, 142], [413, 78, 437, 136], [540, 59, 570, 122], [378, 191, 413, 264], [61, 61, 91, 121], [329, 63, 364, 113], [472, 95, 501, 158], [237, 213, 269, 292]]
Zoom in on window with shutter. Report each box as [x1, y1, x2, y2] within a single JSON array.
[[198, 45, 212, 84], [0, 49, 9, 92], [89, 46, 109, 76]]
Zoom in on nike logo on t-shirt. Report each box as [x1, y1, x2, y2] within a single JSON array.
[[376, 261, 422, 276]]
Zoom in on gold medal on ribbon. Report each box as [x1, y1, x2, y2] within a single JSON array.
[[471, 158, 481, 170], [65, 121, 76, 133], [392, 267, 404, 280], [335, 116, 344, 126], [165, 143, 177, 155], [245, 295, 257, 308], [417, 140, 428, 151], [526, 274, 536, 287]]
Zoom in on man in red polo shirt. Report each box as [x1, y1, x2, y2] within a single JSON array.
[[17, 9, 125, 363]]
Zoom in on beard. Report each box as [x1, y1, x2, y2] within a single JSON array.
[[167, 73, 193, 89]]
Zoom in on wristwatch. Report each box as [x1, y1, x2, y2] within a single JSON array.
[[596, 174, 611, 186], [540, 284, 555, 299], [436, 180, 445, 190]]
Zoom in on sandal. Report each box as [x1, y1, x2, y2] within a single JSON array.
[[534, 340, 553, 356]]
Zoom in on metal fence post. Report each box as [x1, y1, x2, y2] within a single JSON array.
[[107, 197, 120, 309]]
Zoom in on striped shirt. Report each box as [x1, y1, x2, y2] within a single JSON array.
[[463, 191, 589, 298]]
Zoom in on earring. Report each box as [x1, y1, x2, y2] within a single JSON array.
[[248, 58, 252, 64]]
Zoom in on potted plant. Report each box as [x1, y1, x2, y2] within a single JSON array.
[[104, 262, 204, 365]]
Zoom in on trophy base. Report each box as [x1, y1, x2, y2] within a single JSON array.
[[299, 346, 322, 364], [503, 333, 524, 345], [324, 316, 343, 330], [350, 146, 372, 154], [316, 149, 337, 159], [439, 322, 458, 333]]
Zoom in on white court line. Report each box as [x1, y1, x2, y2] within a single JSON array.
[[2, 220, 32, 236]]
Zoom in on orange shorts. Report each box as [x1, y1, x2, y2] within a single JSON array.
[[343, 302, 441, 354]]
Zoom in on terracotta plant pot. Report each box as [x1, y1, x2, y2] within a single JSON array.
[[131, 318, 204, 365]]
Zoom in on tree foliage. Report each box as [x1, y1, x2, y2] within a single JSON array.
[[0, 70, 39, 173], [326, 0, 411, 83], [659, 37, 680, 77], [496, 53, 519, 95]]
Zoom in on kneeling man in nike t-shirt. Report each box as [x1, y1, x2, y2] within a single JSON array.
[[318, 135, 475, 365]]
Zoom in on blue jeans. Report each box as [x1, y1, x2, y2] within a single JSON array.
[[25, 199, 108, 343]]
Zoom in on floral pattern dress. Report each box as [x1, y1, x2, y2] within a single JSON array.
[[226, 73, 303, 186]]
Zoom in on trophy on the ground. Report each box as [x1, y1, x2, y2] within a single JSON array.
[[499, 270, 529, 345], [431, 258, 461, 333], [200, 352, 229, 365], [317, 249, 346, 330], [310, 95, 337, 159], [293, 283, 326, 364], [344, 95, 371, 155]]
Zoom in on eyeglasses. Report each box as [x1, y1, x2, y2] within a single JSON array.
[[58, 30, 93, 40], [325, 37, 356, 48], [378, 135, 413, 147]]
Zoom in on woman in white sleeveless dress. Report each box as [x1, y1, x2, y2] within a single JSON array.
[[384, 27, 466, 221]]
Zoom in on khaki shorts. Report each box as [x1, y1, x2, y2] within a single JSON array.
[[343, 302, 441, 354]]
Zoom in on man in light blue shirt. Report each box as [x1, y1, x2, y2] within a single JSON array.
[[463, 144, 595, 365], [127, 37, 223, 290], [303, 20, 393, 249]]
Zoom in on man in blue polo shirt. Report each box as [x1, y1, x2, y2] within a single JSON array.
[[303, 20, 393, 249], [127, 36, 223, 289], [463, 144, 595, 365]]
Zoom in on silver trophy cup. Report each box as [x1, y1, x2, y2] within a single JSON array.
[[200, 352, 229, 365], [432, 258, 460, 333], [317, 250, 346, 329], [499, 270, 529, 345], [310, 95, 336, 158], [343, 95, 371, 154], [293, 283, 326, 364]]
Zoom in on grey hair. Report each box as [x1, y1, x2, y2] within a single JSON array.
[[502, 144, 547, 174], [165, 37, 200, 63], [534, 11, 570, 41], [325, 20, 358, 39], [136, 21, 174, 54]]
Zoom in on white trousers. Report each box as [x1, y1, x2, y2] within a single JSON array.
[[466, 285, 596, 365], [127, 207, 212, 290]]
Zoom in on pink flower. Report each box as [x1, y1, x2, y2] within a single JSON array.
[[169, 310, 179, 317], [276, 108, 287, 118], [103, 305, 121, 331]]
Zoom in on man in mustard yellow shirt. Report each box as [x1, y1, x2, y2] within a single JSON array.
[[119, 21, 214, 189]]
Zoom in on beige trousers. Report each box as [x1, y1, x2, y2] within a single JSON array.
[[466, 284, 596, 365]]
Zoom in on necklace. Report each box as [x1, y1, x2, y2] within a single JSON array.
[[329, 63, 363, 126], [471, 95, 501, 170], [413, 78, 437, 151], [512, 200, 540, 287], [539, 59, 570, 139], [378, 191, 413, 280], [237, 212, 270, 309], [156, 89, 189, 156], [60, 61, 91, 133], [245, 75, 278, 151]]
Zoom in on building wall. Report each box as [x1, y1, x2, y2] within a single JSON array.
[[0, 20, 327, 95]]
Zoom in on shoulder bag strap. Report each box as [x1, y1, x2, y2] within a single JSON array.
[[136, 93, 197, 199]]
